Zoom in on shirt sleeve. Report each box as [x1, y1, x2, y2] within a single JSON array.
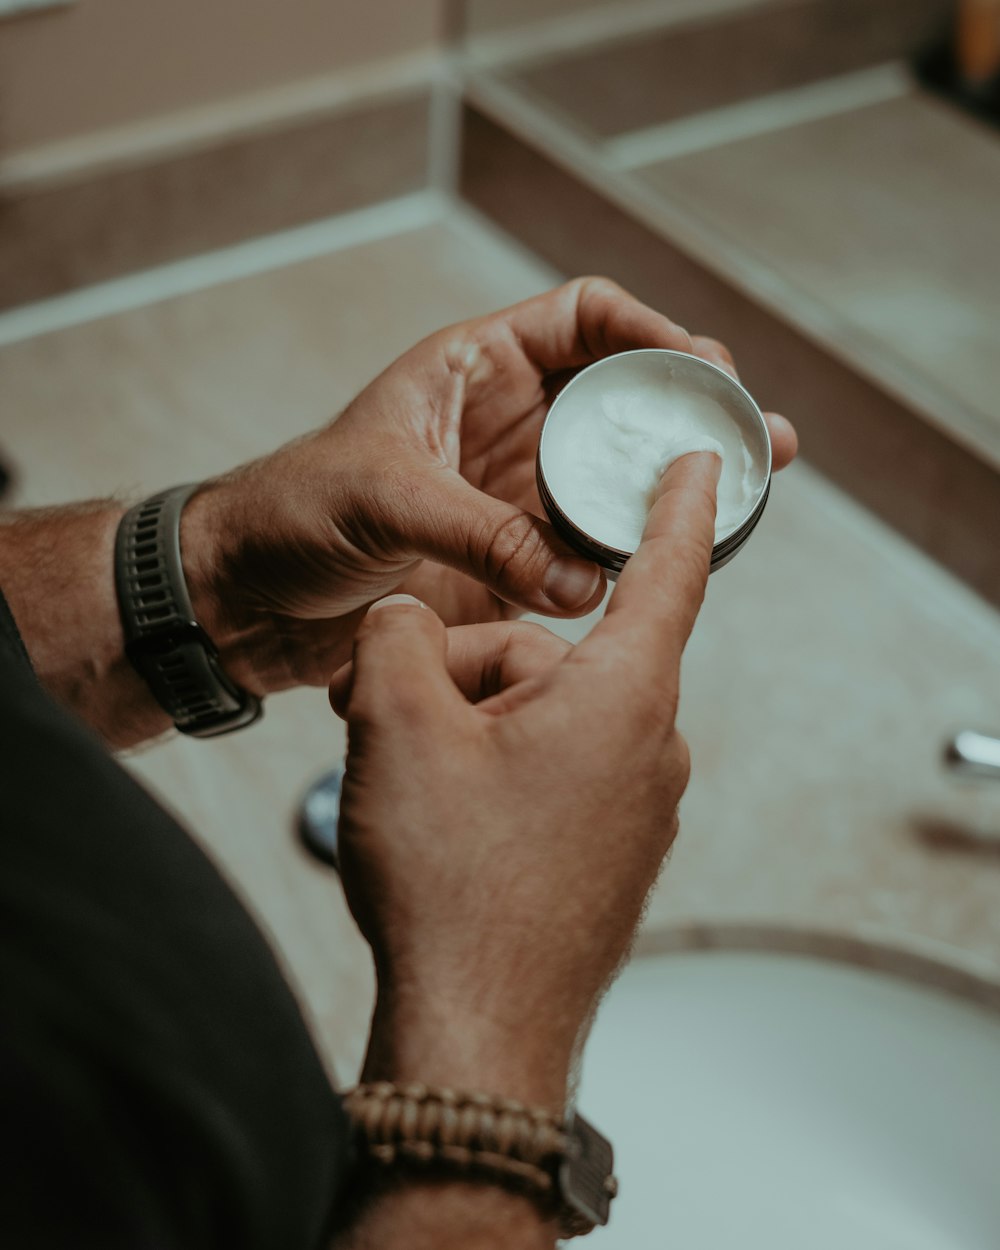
[[0, 585, 351, 1250]]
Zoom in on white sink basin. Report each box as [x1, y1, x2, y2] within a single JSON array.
[[579, 949, 1000, 1249]]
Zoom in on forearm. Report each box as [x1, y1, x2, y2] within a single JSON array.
[[332, 1182, 556, 1250], [0, 488, 269, 749], [0, 501, 172, 747]]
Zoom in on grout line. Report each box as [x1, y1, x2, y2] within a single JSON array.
[[462, 0, 800, 73], [0, 190, 448, 348], [0, 49, 442, 192], [0, 0, 74, 15], [427, 59, 465, 196], [605, 63, 914, 168], [448, 197, 566, 287], [465, 69, 629, 198]]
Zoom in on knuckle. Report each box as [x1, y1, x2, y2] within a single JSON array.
[[576, 274, 625, 299], [507, 621, 571, 671], [513, 620, 567, 655], [356, 465, 424, 554], [634, 726, 690, 809], [569, 275, 629, 318], [672, 324, 695, 353], [693, 335, 737, 378], [696, 335, 734, 363], [615, 669, 682, 739], [343, 675, 386, 731], [670, 730, 692, 791], [479, 511, 546, 586]]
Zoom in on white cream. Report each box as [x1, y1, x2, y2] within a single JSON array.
[[541, 359, 764, 552]]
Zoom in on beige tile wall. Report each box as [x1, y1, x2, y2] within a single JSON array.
[[0, 94, 431, 310], [506, 0, 950, 137], [0, 0, 443, 155]]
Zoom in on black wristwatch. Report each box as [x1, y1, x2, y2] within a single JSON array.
[[114, 484, 262, 738]]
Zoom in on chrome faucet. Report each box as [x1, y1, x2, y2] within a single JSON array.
[[944, 731, 1000, 780]]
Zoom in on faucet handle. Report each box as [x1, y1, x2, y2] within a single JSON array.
[[944, 730, 1000, 780]]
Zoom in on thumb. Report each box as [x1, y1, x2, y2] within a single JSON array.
[[399, 470, 604, 616], [335, 596, 466, 732]]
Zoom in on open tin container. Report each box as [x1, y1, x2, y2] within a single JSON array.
[[536, 349, 772, 577]]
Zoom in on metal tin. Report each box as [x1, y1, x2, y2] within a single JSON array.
[[536, 349, 772, 578]]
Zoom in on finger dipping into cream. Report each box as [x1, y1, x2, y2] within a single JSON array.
[[537, 350, 772, 576]]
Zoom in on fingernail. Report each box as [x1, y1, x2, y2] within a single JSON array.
[[368, 593, 426, 614], [543, 559, 601, 610]]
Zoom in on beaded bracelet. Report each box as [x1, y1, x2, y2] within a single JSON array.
[[342, 1082, 616, 1239]]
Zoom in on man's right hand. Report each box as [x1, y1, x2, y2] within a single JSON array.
[[328, 450, 721, 1115]]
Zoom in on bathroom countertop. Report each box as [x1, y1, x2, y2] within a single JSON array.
[[539, 457, 1000, 990], [671, 457, 1000, 978], [3, 205, 999, 1082]]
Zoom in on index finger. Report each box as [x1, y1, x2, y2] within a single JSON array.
[[580, 451, 721, 671]]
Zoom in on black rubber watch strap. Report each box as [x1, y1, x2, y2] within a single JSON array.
[[115, 485, 262, 738]]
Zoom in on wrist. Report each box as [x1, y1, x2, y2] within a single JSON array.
[[178, 481, 284, 697], [332, 1176, 557, 1250], [363, 988, 577, 1118]]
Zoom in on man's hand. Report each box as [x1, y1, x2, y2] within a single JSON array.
[[0, 279, 794, 749], [326, 452, 720, 1249], [186, 278, 795, 694], [328, 451, 722, 1114]]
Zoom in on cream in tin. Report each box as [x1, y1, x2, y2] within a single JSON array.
[[537, 350, 772, 575]]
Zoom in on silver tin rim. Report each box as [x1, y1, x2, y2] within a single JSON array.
[[536, 349, 773, 576]]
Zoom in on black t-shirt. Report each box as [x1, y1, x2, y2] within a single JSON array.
[[0, 589, 349, 1248]]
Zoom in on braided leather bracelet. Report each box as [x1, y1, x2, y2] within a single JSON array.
[[342, 1082, 617, 1239]]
